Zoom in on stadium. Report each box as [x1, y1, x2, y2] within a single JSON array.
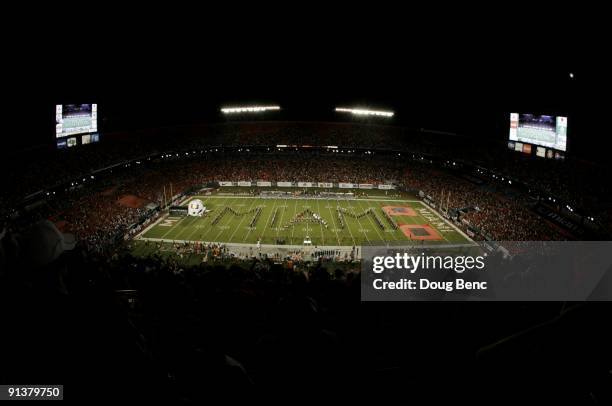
[[2, 28, 612, 403]]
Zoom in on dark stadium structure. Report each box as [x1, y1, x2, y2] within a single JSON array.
[[2, 26, 612, 402], [3, 117, 612, 401]]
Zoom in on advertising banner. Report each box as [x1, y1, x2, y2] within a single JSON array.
[[338, 183, 355, 189]]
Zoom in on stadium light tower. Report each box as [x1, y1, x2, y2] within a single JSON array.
[[335, 107, 394, 117], [221, 105, 281, 114]]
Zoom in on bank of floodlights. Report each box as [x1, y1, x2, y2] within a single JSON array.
[[335, 107, 394, 117], [221, 105, 281, 114]]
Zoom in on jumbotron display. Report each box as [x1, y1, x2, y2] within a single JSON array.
[[56, 104, 98, 138], [509, 113, 567, 151]]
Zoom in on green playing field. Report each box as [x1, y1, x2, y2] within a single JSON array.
[[63, 116, 92, 129], [138, 196, 472, 247]]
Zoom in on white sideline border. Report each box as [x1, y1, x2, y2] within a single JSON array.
[[134, 194, 195, 239], [417, 200, 475, 244]]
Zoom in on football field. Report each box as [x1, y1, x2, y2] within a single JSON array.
[[138, 196, 472, 247]]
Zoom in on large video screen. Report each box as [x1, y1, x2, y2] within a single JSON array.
[[509, 113, 567, 151], [56, 104, 97, 138]]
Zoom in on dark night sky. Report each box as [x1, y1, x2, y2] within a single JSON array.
[[8, 9, 610, 160]]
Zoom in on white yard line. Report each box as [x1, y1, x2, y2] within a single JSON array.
[[258, 199, 277, 240], [135, 214, 167, 238], [156, 195, 203, 240], [289, 197, 299, 245], [181, 196, 231, 242], [344, 198, 370, 243], [334, 198, 357, 246], [241, 205, 261, 243], [275, 196, 288, 241], [356, 199, 395, 242], [210, 197, 236, 242], [226, 197, 258, 243], [313, 198, 327, 246], [319, 198, 341, 246], [157, 215, 192, 240], [183, 212, 213, 242], [418, 201, 475, 243], [173, 215, 203, 241]]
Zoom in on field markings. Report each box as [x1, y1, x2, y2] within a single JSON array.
[[176, 216, 203, 241], [210, 197, 238, 243], [289, 198, 300, 245], [409, 200, 451, 244], [241, 200, 262, 243], [242, 199, 266, 242], [336, 198, 361, 245], [312, 199, 327, 246], [274, 197, 288, 242], [138, 197, 218, 241], [171, 196, 222, 241], [259, 199, 277, 241], [156, 213, 194, 240], [318, 198, 341, 246], [137, 214, 172, 239], [345, 198, 371, 243], [195, 195, 423, 203], [181, 196, 231, 242], [417, 201, 474, 244], [356, 199, 396, 243], [139, 196, 472, 247], [181, 197, 224, 242], [327, 197, 357, 245], [377, 200, 400, 241], [300, 199, 323, 246], [209, 197, 238, 243], [226, 197, 258, 243], [353, 199, 384, 242], [182, 208, 216, 242]]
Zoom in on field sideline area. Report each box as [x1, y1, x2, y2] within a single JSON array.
[[136, 195, 473, 247]]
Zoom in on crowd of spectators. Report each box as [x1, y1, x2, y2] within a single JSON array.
[[57, 189, 148, 252], [3, 117, 612, 401], [2, 223, 609, 401], [4, 121, 609, 215], [1, 149, 576, 252], [3, 121, 609, 248], [399, 162, 568, 240]]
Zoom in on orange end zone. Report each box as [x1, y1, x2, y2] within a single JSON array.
[[382, 206, 417, 217], [399, 224, 443, 241]]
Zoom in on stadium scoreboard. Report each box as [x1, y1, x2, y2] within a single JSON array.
[[508, 113, 567, 159], [55, 104, 100, 149]]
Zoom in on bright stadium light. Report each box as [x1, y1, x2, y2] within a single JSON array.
[[335, 107, 394, 117], [221, 105, 281, 114]]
